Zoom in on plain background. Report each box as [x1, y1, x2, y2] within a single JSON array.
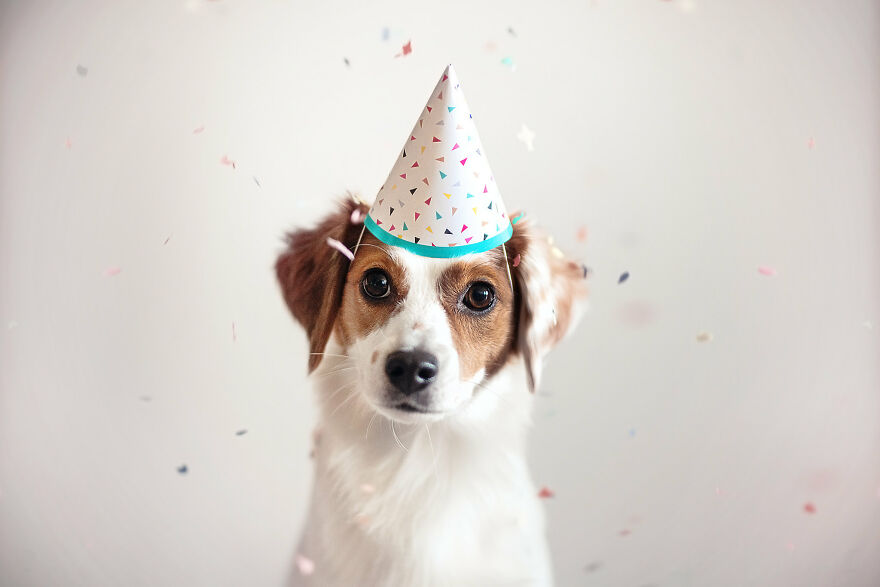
[[1, 0, 878, 585]]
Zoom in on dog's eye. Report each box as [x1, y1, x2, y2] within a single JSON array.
[[361, 269, 391, 299], [463, 282, 495, 312]]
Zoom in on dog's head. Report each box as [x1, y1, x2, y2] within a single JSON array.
[[276, 199, 587, 423]]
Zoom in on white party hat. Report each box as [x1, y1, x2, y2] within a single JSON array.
[[364, 65, 512, 257]]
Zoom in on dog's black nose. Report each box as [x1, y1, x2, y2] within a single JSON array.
[[385, 350, 438, 395]]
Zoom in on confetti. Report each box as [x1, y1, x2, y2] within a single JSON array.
[[757, 266, 777, 277], [803, 502, 816, 514], [537, 486, 554, 499], [500, 56, 516, 71], [76, 65, 88, 77], [581, 265, 590, 279], [807, 137, 815, 149], [220, 155, 236, 169], [507, 26, 517, 37], [104, 267, 122, 277], [696, 331, 713, 343], [139, 395, 152, 402], [510, 212, 525, 225], [786, 541, 796, 552], [253, 176, 261, 188], [628, 428, 636, 438], [512, 254, 521, 267], [192, 125, 205, 134], [361, 483, 375, 494], [177, 464, 188, 475], [326, 237, 355, 261], [485, 41, 497, 52], [516, 124, 535, 151], [395, 40, 412, 58], [576, 225, 588, 242], [295, 554, 315, 576], [343, 57, 350, 67], [163, 236, 171, 245], [235, 429, 247, 436], [381, 27, 390, 41], [619, 529, 631, 537], [65, 137, 72, 149], [232, 321, 237, 342], [583, 561, 603, 574], [618, 271, 630, 284], [350, 208, 364, 224]]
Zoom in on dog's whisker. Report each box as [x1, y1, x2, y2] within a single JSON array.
[[365, 411, 379, 440], [313, 365, 358, 378], [324, 380, 357, 406], [309, 352, 350, 359], [328, 387, 360, 419], [424, 424, 438, 478], [390, 420, 409, 452]]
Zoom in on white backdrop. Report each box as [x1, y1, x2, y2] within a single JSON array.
[[1, 0, 879, 585]]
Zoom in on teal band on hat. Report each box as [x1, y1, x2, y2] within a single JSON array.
[[364, 214, 513, 259]]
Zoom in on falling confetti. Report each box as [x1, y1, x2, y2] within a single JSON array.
[[619, 529, 632, 537], [507, 26, 517, 37], [628, 428, 636, 438], [295, 554, 315, 576], [381, 27, 390, 41], [177, 464, 188, 475], [618, 271, 630, 284], [581, 265, 590, 279], [350, 208, 364, 224], [803, 502, 817, 514], [537, 486, 554, 499], [235, 429, 247, 436], [192, 125, 205, 134], [326, 237, 355, 261], [220, 155, 236, 169], [163, 236, 171, 245], [395, 40, 412, 58], [807, 136, 815, 149], [516, 124, 536, 151], [757, 266, 777, 277], [76, 65, 88, 77], [512, 254, 522, 268], [576, 225, 588, 242], [696, 331, 713, 343], [139, 396, 152, 402], [583, 561, 603, 574], [104, 267, 122, 277], [232, 322, 237, 342], [65, 137, 72, 149], [253, 176, 261, 188], [500, 56, 516, 71], [343, 57, 350, 67]]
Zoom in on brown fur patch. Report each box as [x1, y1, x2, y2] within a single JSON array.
[[437, 248, 516, 380], [335, 232, 409, 347], [275, 199, 369, 372]]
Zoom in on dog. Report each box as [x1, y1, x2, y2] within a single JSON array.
[[276, 197, 587, 586]]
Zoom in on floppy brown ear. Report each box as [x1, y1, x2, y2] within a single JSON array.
[[506, 216, 588, 392], [275, 198, 368, 372]]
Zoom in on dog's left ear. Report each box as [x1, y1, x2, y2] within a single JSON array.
[[276, 199, 368, 372], [506, 216, 588, 392]]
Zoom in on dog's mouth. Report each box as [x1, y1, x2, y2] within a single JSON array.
[[393, 402, 441, 414]]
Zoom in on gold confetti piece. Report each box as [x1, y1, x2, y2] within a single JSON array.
[[696, 332, 713, 342]]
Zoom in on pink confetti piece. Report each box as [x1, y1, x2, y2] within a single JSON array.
[[350, 208, 364, 224], [295, 554, 315, 576], [220, 155, 236, 169], [192, 125, 205, 134], [326, 237, 355, 261], [395, 39, 412, 58], [786, 541, 796, 552], [537, 486, 554, 499], [576, 225, 588, 242], [232, 321, 237, 342], [65, 138, 72, 149], [807, 137, 815, 149], [757, 266, 777, 277], [512, 254, 521, 267], [163, 236, 171, 245], [104, 267, 122, 277], [618, 529, 631, 536], [803, 502, 816, 514]]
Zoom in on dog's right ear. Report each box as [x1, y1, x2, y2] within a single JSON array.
[[275, 199, 368, 372]]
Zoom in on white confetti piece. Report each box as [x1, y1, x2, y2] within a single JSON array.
[[295, 554, 315, 576], [516, 124, 535, 151]]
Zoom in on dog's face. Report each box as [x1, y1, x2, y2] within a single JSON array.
[[276, 200, 586, 423]]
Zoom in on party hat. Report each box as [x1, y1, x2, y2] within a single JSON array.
[[364, 65, 512, 258]]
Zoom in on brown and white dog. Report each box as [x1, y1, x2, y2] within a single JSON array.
[[276, 198, 587, 587]]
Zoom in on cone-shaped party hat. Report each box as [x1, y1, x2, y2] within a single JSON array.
[[364, 65, 511, 258]]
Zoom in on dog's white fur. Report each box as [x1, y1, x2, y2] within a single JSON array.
[[287, 235, 582, 587]]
